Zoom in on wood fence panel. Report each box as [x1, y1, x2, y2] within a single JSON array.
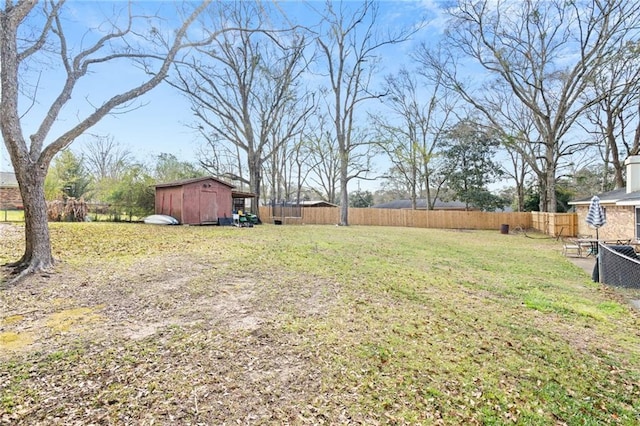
[[258, 206, 271, 220], [531, 212, 578, 236], [302, 207, 340, 224], [260, 206, 539, 231]]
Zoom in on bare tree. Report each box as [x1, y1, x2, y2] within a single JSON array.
[[305, 117, 342, 204], [0, 1, 216, 281], [584, 40, 640, 188], [75, 134, 133, 204], [429, 0, 640, 212], [170, 2, 313, 214], [466, 85, 537, 212], [263, 126, 315, 204], [196, 131, 247, 186], [261, 98, 320, 205], [81, 134, 133, 181], [502, 135, 534, 212], [289, 134, 316, 204], [315, 0, 415, 225], [372, 66, 457, 210]]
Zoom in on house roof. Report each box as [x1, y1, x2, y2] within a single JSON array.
[[154, 176, 235, 189], [270, 200, 338, 207], [571, 156, 640, 207], [0, 172, 18, 187], [299, 200, 338, 207], [373, 199, 471, 210], [569, 188, 640, 206]]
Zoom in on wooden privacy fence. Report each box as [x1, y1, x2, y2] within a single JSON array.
[[531, 211, 578, 237], [260, 206, 537, 231], [260, 206, 579, 236]]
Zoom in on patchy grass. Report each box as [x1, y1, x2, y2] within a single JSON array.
[[0, 210, 23, 222], [1, 222, 640, 424]]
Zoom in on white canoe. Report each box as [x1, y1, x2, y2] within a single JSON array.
[[143, 214, 179, 225]]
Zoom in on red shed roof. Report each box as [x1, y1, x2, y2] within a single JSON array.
[[154, 176, 235, 189]]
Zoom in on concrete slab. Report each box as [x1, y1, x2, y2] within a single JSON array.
[[567, 256, 596, 277]]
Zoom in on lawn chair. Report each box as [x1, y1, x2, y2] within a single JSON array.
[[577, 234, 595, 256], [562, 237, 582, 257]]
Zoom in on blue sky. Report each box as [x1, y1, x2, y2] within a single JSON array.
[[1, 1, 451, 192]]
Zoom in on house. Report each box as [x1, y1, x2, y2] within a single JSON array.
[[569, 156, 640, 241], [372, 199, 477, 210], [154, 176, 254, 225], [0, 172, 22, 209], [298, 200, 338, 208]]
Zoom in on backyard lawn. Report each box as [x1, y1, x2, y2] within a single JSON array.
[[0, 210, 23, 222], [1, 222, 639, 424]]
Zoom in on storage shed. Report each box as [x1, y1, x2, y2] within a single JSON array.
[[154, 177, 235, 225]]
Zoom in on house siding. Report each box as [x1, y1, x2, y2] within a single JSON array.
[[0, 186, 22, 209], [1, 172, 22, 209], [576, 204, 636, 240]]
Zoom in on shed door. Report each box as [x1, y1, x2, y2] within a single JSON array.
[[200, 189, 218, 223]]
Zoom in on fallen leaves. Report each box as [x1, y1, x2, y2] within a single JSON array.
[[1, 223, 640, 424]]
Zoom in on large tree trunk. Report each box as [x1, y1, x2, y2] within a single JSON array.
[[10, 167, 54, 277], [545, 142, 557, 213], [537, 174, 547, 212], [516, 184, 525, 212], [339, 157, 349, 226], [410, 159, 417, 210], [248, 153, 262, 216]]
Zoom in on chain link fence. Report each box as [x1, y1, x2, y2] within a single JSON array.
[[84, 203, 150, 222], [597, 244, 640, 288], [1, 203, 150, 223], [269, 201, 303, 223]]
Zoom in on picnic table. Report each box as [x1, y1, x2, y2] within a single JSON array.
[[576, 238, 632, 257]]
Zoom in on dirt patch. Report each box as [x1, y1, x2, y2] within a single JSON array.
[[0, 237, 339, 424], [1, 254, 336, 357], [0, 221, 337, 360]]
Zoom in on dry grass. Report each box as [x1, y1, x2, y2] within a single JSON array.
[[1, 222, 639, 425]]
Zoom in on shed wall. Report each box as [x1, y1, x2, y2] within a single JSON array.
[[182, 181, 224, 225], [155, 186, 184, 222], [155, 178, 234, 225], [182, 184, 200, 225]]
